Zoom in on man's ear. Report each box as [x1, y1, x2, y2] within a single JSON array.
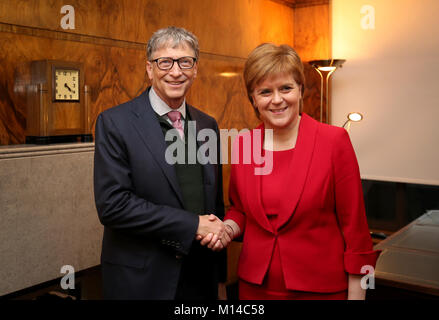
[[146, 61, 153, 80], [193, 63, 198, 78]]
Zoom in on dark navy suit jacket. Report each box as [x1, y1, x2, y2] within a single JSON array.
[[93, 88, 225, 299]]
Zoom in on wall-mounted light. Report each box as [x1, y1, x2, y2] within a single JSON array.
[[219, 72, 240, 78], [309, 59, 346, 124], [342, 112, 363, 131]]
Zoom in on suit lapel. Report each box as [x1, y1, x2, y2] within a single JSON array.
[[128, 88, 185, 207], [276, 113, 318, 230]]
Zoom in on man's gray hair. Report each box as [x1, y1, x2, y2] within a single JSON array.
[[147, 26, 200, 60]]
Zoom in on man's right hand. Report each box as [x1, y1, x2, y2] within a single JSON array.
[[196, 214, 225, 241], [196, 215, 237, 251]]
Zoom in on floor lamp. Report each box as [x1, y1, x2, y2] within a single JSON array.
[[309, 59, 346, 124]]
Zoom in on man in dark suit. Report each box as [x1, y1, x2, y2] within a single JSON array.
[[93, 26, 228, 300]]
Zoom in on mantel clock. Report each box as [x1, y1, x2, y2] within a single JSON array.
[[26, 60, 92, 144]]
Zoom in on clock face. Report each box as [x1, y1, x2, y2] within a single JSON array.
[[54, 69, 80, 101]]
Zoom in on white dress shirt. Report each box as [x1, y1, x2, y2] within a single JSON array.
[[149, 87, 186, 130]]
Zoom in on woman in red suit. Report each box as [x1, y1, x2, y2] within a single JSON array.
[[202, 43, 380, 300]]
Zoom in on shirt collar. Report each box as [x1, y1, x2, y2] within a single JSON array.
[[149, 87, 186, 119]]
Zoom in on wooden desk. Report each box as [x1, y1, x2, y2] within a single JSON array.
[[372, 210, 439, 298]]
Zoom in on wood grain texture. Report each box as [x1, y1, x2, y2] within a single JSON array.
[[188, 54, 259, 131], [294, 4, 331, 61], [0, 31, 148, 145], [0, 0, 294, 58], [0, 0, 299, 145], [302, 64, 325, 122], [294, 3, 331, 123], [273, 0, 329, 8]]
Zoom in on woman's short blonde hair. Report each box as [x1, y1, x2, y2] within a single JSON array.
[[243, 43, 305, 116]]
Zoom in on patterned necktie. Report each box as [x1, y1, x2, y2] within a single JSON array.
[[167, 111, 184, 140]]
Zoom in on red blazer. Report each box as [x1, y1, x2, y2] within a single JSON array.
[[225, 113, 380, 293]]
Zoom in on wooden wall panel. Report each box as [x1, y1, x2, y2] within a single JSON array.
[[0, 32, 148, 145], [0, 0, 297, 145], [0, 33, 263, 145], [0, 0, 294, 58], [302, 64, 325, 121], [188, 54, 259, 132], [294, 3, 331, 123], [274, 0, 329, 9], [294, 4, 331, 61]]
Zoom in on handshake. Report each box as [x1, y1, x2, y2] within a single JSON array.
[[196, 214, 240, 251]]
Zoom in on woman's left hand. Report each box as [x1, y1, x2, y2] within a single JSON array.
[[347, 274, 367, 300]]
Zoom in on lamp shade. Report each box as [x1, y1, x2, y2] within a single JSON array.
[[309, 59, 346, 71], [343, 112, 364, 131], [347, 112, 363, 122]]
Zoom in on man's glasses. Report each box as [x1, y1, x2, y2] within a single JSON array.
[[151, 56, 197, 71]]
